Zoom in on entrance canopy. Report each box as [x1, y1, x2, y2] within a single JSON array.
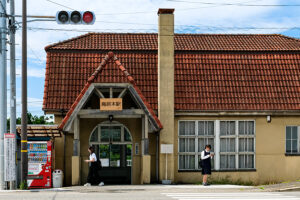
[[58, 52, 162, 133]]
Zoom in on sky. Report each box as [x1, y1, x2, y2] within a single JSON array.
[[6, 0, 300, 118]]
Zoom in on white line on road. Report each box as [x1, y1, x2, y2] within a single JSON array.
[[162, 193, 299, 200]]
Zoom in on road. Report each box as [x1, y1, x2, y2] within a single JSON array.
[[0, 185, 299, 200]]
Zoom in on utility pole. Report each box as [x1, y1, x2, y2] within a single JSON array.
[[9, 0, 16, 190], [21, 0, 27, 187], [0, 0, 7, 190]]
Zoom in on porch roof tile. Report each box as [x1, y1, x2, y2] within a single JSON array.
[[58, 52, 162, 131]]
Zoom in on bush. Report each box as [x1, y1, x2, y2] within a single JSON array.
[[19, 180, 28, 190]]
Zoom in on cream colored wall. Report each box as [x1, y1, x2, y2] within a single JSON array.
[[79, 118, 143, 185], [53, 114, 74, 186], [174, 115, 300, 185], [158, 11, 175, 182]]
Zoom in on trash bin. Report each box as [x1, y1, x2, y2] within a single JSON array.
[[52, 169, 63, 188]]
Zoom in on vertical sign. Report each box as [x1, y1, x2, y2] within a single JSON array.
[[4, 133, 16, 181]]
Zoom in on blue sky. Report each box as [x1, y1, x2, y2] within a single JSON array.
[[7, 0, 300, 118]]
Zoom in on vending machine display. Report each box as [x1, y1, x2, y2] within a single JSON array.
[[27, 141, 52, 188]]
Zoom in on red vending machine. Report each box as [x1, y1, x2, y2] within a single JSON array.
[[27, 141, 52, 188]]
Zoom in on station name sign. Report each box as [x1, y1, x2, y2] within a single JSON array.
[[100, 98, 123, 111]]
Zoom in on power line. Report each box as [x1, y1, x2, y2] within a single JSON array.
[[23, 26, 300, 33], [167, 0, 300, 7], [44, 0, 75, 10]]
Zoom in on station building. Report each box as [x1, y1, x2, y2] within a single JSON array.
[[42, 9, 300, 186]]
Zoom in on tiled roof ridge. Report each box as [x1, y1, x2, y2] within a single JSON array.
[[45, 32, 93, 51], [58, 51, 162, 130], [58, 52, 112, 130], [45, 32, 300, 52]]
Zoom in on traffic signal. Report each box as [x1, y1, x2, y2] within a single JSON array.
[[56, 11, 96, 25]]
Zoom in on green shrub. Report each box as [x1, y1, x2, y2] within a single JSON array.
[[19, 180, 28, 190]]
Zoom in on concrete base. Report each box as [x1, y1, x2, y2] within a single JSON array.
[[141, 155, 151, 184], [162, 180, 172, 185], [72, 156, 81, 186]]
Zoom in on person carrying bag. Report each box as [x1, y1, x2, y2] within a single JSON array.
[[84, 146, 104, 186]]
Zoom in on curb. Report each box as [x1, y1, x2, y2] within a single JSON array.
[[276, 187, 300, 192]]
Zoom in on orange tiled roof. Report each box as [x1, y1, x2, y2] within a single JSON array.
[[58, 52, 162, 130], [45, 33, 300, 51], [43, 33, 300, 112]]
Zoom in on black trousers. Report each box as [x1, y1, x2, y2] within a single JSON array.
[[87, 162, 100, 185]]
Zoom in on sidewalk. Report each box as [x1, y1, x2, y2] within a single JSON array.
[[257, 181, 300, 192], [0, 182, 299, 193]]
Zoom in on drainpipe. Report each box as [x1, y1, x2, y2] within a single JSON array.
[[156, 131, 160, 183], [63, 132, 66, 186]]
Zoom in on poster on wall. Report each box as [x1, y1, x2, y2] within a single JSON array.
[[4, 133, 16, 181]]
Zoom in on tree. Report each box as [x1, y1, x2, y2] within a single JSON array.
[[7, 112, 53, 128]]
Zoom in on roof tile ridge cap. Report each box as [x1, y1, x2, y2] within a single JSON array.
[[43, 53, 51, 110], [58, 82, 91, 130], [132, 85, 163, 129], [45, 32, 94, 51], [59, 52, 114, 130], [276, 34, 300, 43], [113, 55, 136, 85], [88, 52, 113, 83]]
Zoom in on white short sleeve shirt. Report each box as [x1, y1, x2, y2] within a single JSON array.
[[89, 153, 97, 162]]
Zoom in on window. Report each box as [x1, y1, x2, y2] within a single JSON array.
[[220, 121, 236, 169], [89, 124, 132, 168], [238, 121, 255, 169], [178, 121, 215, 170], [286, 126, 299, 154], [178, 120, 255, 171]]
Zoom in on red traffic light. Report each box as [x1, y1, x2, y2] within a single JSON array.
[[56, 11, 96, 25], [83, 11, 93, 24]]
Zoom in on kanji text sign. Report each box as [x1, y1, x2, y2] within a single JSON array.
[[100, 98, 122, 111], [4, 133, 16, 181]]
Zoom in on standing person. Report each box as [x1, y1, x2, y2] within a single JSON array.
[[201, 144, 214, 186], [84, 146, 104, 186]]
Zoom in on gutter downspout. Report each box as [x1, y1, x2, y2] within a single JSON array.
[[156, 131, 160, 183]]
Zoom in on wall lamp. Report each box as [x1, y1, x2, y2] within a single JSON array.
[[109, 115, 114, 122], [266, 115, 271, 123]]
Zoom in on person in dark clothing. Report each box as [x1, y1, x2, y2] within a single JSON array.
[[201, 144, 214, 186], [84, 146, 104, 186]]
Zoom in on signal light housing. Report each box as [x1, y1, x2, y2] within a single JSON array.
[[56, 10, 96, 25], [82, 11, 95, 25], [56, 11, 69, 24]]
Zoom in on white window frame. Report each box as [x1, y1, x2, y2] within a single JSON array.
[[237, 120, 256, 169], [178, 120, 256, 171], [285, 126, 300, 154], [178, 120, 216, 170]]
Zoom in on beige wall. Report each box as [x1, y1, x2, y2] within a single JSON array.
[[158, 10, 175, 182], [78, 118, 159, 185], [53, 114, 74, 186], [53, 114, 157, 186], [174, 115, 300, 185], [53, 113, 300, 185]]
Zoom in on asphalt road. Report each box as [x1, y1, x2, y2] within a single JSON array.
[[0, 185, 299, 200]]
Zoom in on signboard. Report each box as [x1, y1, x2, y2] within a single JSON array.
[[4, 133, 16, 181], [100, 98, 122, 111], [161, 144, 173, 154]]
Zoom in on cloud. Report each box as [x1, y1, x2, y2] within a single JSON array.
[[7, 96, 44, 117], [6, 0, 299, 117]]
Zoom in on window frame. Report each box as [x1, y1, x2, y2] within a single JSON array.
[[285, 126, 300, 155], [178, 120, 216, 170], [178, 120, 256, 171]]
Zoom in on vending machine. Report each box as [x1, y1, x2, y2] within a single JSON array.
[[27, 141, 52, 188]]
